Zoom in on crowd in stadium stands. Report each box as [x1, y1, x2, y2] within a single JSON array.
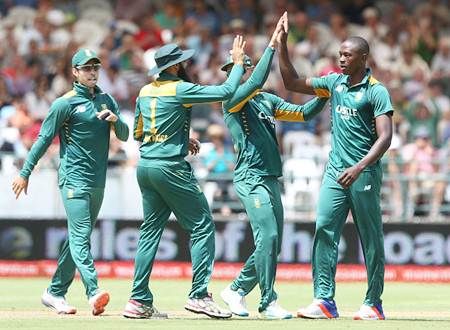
[[0, 0, 449, 220]]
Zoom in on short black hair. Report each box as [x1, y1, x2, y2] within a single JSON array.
[[346, 36, 370, 55]]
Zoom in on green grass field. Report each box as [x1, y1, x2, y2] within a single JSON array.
[[1, 278, 450, 329]]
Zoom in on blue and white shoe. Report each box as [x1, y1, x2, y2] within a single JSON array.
[[297, 299, 339, 319], [220, 285, 249, 317], [260, 300, 292, 319], [353, 303, 385, 320]]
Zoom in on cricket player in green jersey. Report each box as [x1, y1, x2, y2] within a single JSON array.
[[12, 49, 130, 316], [219, 12, 329, 320], [122, 36, 246, 320], [278, 16, 393, 320]]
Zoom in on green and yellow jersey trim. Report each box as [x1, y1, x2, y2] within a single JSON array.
[[134, 112, 144, 140], [274, 109, 305, 122], [227, 89, 261, 113], [313, 88, 331, 98], [62, 90, 77, 98], [139, 80, 180, 97]]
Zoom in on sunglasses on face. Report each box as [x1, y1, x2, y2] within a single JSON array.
[[76, 63, 102, 72]]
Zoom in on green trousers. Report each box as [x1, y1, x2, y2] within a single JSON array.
[[131, 160, 215, 305], [312, 164, 385, 306], [231, 175, 283, 312], [48, 186, 104, 298]]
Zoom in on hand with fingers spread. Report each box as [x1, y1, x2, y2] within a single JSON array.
[[12, 176, 28, 199], [269, 11, 288, 48], [337, 165, 364, 189], [230, 35, 246, 66]]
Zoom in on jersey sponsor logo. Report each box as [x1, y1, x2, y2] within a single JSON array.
[[67, 189, 74, 199], [258, 111, 275, 126], [363, 184, 372, 191], [75, 105, 86, 113], [335, 105, 358, 120], [143, 134, 168, 143]]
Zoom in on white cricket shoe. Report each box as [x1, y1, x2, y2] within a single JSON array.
[[185, 293, 232, 319], [220, 285, 249, 317], [353, 303, 385, 320], [41, 289, 77, 314], [297, 298, 339, 319], [123, 299, 168, 319], [88, 290, 110, 316], [260, 300, 292, 319]]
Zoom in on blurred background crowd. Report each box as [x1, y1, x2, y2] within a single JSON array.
[[0, 0, 449, 221]]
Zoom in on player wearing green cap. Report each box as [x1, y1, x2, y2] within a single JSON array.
[[122, 35, 246, 320], [12, 48, 129, 316], [278, 15, 393, 320], [219, 12, 328, 319]]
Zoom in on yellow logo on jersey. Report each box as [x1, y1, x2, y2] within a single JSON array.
[[355, 91, 364, 102], [67, 189, 74, 199], [254, 198, 261, 208]]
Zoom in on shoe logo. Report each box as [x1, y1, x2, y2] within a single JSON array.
[[363, 184, 371, 191], [75, 105, 86, 113]]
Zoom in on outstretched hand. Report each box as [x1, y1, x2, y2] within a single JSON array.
[[12, 176, 28, 199], [269, 11, 287, 48], [231, 35, 246, 66]]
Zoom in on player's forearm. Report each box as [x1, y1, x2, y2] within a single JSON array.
[[246, 47, 275, 89], [357, 116, 392, 170], [302, 97, 328, 121], [19, 136, 53, 179], [278, 42, 314, 94], [113, 116, 130, 141]]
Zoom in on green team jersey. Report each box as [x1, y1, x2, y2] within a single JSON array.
[[134, 64, 244, 163], [20, 82, 129, 188], [223, 47, 328, 182], [311, 69, 393, 170]]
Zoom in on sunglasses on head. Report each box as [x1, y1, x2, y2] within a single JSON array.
[[76, 63, 102, 71]]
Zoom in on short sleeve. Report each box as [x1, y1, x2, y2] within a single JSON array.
[[310, 73, 341, 98], [371, 85, 394, 117]]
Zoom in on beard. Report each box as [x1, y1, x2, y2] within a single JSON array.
[[178, 65, 192, 83]]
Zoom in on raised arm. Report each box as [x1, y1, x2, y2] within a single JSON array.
[[269, 94, 328, 122], [277, 14, 315, 95], [177, 35, 246, 104]]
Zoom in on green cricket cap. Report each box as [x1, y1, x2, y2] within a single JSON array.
[[71, 48, 101, 67], [221, 54, 253, 72]]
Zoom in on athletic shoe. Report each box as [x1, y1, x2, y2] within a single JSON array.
[[185, 293, 232, 319], [260, 300, 292, 319], [41, 289, 77, 314], [297, 298, 339, 319], [123, 299, 168, 319], [220, 285, 249, 317], [353, 303, 385, 320], [88, 290, 110, 316]]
